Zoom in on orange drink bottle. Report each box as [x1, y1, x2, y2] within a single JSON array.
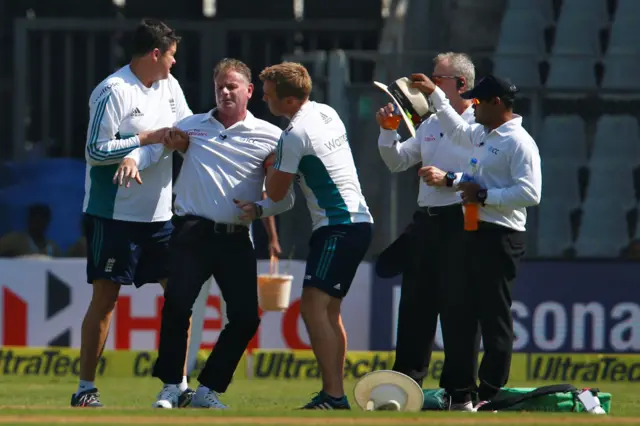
[[462, 158, 479, 231], [381, 104, 402, 130], [382, 114, 402, 129]]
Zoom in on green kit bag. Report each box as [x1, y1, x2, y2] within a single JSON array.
[[422, 384, 612, 413]]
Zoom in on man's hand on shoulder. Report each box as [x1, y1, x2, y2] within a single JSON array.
[[138, 128, 170, 146], [113, 158, 142, 187], [163, 127, 190, 153]]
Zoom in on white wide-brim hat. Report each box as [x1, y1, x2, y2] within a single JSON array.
[[353, 370, 424, 412], [373, 77, 433, 138]]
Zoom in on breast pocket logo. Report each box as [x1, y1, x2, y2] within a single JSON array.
[[487, 145, 499, 155]]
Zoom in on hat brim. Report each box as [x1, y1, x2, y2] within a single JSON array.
[[460, 88, 479, 100], [353, 370, 424, 412], [373, 81, 417, 138]]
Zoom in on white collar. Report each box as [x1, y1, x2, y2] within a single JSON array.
[[201, 108, 257, 130]]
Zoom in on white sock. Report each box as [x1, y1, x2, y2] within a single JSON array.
[[179, 376, 188, 392], [76, 380, 94, 396], [196, 384, 210, 397]]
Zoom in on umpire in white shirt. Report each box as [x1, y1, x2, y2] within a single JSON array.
[[121, 58, 294, 409], [376, 52, 480, 394], [410, 73, 541, 407]]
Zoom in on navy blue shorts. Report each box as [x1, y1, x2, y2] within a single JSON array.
[[303, 222, 373, 299], [84, 213, 173, 287]]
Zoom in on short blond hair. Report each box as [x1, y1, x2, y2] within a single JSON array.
[[259, 62, 312, 100]]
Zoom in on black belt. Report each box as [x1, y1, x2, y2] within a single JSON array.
[[418, 204, 462, 217], [175, 214, 248, 234]]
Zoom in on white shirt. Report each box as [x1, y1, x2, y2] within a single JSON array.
[[429, 87, 542, 231], [82, 65, 192, 222], [130, 110, 295, 225], [378, 106, 476, 207], [274, 101, 373, 231]]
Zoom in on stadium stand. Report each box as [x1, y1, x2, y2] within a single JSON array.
[[303, 0, 382, 19], [494, 0, 640, 257], [590, 115, 640, 166], [122, 0, 205, 19], [574, 198, 632, 257], [215, 0, 295, 19], [493, 8, 548, 88], [3, 0, 640, 259], [538, 114, 588, 167], [537, 199, 575, 257]]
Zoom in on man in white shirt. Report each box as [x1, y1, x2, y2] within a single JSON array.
[[410, 73, 541, 409], [72, 19, 193, 408], [122, 58, 294, 409], [261, 62, 374, 410], [376, 52, 480, 411]]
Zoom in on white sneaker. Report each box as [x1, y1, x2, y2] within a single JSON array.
[[473, 400, 497, 413], [152, 385, 181, 409], [192, 389, 228, 409]]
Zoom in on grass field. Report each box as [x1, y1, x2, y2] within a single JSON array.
[[0, 376, 639, 426]]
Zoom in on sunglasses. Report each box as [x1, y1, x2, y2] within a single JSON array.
[[472, 98, 496, 105], [432, 74, 459, 80]]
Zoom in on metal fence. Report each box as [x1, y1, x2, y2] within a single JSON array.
[[10, 18, 640, 260], [11, 18, 379, 160]]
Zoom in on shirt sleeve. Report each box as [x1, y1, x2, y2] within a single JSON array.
[[85, 87, 141, 166], [377, 129, 421, 172], [273, 127, 307, 174], [256, 185, 296, 217], [0, 232, 22, 257], [485, 140, 542, 208], [429, 87, 484, 148], [124, 144, 166, 171]]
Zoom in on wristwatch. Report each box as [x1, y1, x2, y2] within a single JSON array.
[[476, 189, 488, 206], [445, 171, 456, 187]]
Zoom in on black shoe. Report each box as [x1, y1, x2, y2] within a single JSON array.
[[178, 388, 195, 408], [299, 391, 351, 410], [70, 388, 103, 407]]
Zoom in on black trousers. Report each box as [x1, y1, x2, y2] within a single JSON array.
[[439, 221, 525, 402], [152, 215, 260, 393], [392, 205, 479, 387]]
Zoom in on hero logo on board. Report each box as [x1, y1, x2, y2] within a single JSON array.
[[1, 271, 72, 347]]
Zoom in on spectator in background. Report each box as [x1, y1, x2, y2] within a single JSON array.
[[66, 218, 88, 258], [623, 239, 640, 259], [0, 204, 60, 258]]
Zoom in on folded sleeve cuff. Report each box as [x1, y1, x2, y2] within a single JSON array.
[[429, 86, 448, 110], [485, 188, 503, 206], [378, 129, 399, 147]]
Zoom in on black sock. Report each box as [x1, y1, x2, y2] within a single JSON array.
[[478, 385, 499, 401], [451, 392, 472, 404]]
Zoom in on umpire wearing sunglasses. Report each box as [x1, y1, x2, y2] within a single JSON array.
[[409, 73, 542, 409], [376, 54, 483, 408]]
